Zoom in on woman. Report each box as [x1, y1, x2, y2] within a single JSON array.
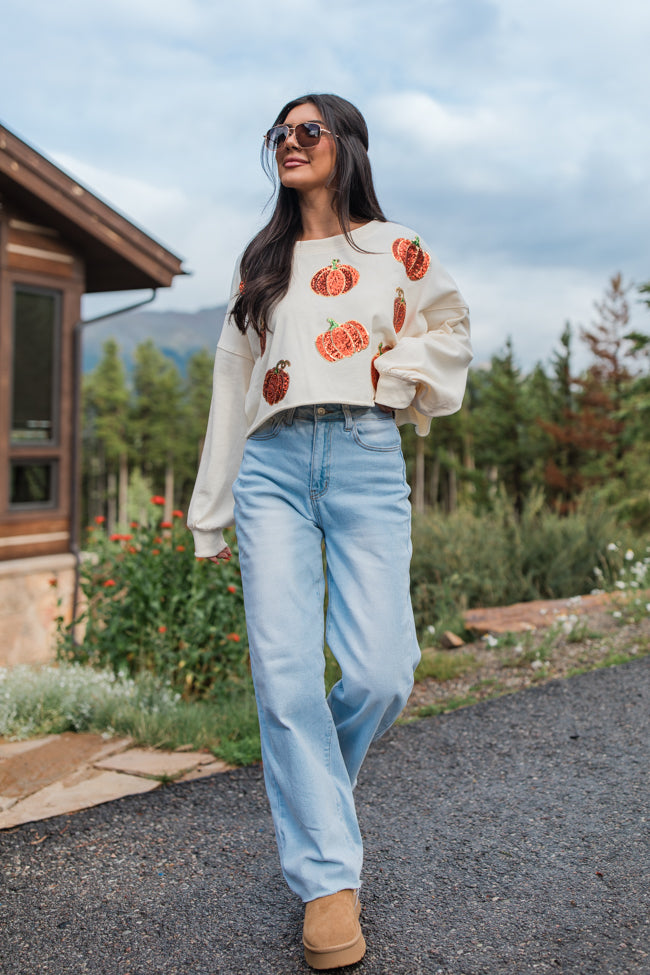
[[188, 93, 472, 970]]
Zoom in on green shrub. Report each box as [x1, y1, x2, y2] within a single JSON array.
[[57, 499, 248, 697], [410, 490, 645, 638], [0, 663, 179, 739]]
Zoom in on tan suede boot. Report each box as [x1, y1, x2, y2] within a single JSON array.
[[303, 888, 366, 970]]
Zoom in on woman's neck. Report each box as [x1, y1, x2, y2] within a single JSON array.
[[297, 191, 366, 241]]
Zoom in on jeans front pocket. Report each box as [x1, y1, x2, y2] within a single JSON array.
[[248, 414, 284, 441], [352, 412, 402, 451]]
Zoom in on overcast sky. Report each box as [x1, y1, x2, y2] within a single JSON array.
[[2, 0, 649, 369]]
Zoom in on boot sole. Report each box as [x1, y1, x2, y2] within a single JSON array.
[[304, 931, 366, 970]]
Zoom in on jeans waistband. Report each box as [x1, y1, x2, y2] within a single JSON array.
[[281, 404, 393, 428]]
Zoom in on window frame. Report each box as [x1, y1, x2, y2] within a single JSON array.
[[8, 457, 59, 510], [10, 284, 62, 449]]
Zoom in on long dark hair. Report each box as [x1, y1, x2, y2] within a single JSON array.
[[232, 93, 387, 336]]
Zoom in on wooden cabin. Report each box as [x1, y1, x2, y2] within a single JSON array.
[[0, 123, 184, 664]]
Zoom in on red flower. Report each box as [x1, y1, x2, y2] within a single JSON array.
[[227, 585, 236, 594], [110, 533, 122, 542], [150, 495, 165, 506], [127, 546, 137, 554], [103, 579, 116, 588], [225, 632, 241, 642], [95, 515, 106, 524], [158, 625, 167, 634], [172, 509, 184, 518], [123, 534, 133, 541], [161, 521, 172, 529], [152, 549, 160, 556], [48, 577, 58, 588], [176, 545, 186, 552], [130, 521, 139, 529]]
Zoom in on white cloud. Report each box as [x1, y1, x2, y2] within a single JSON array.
[[2, 0, 649, 369]]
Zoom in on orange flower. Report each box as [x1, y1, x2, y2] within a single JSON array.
[[110, 533, 122, 541], [150, 495, 165, 506], [161, 521, 172, 529], [95, 515, 106, 524], [176, 545, 185, 552], [130, 521, 139, 528], [152, 549, 160, 556], [158, 625, 167, 634], [172, 509, 184, 518], [123, 534, 133, 541], [225, 632, 241, 642], [227, 585, 236, 594], [103, 579, 116, 588], [127, 546, 137, 554]]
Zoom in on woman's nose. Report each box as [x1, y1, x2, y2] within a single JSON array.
[[284, 127, 301, 150]]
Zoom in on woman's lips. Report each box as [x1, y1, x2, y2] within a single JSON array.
[[283, 158, 308, 168]]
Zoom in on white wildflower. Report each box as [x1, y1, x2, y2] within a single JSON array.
[[485, 634, 498, 648], [531, 659, 544, 670], [426, 625, 436, 635], [607, 542, 618, 552], [625, 549, 634, 561]]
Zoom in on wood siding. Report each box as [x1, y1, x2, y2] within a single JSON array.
[[0, 205, 83, 561]]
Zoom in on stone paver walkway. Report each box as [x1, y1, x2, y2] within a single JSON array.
[[0, 733, 233, 830]]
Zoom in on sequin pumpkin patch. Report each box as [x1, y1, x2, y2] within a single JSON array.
[[392, 236, 430, 281], [315, 318, 369, 362], [311, 259, 360, 297]]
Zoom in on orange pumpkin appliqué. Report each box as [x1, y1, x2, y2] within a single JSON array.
[[311, 259, 360, 297], [316, 318, 369, 362], [393, 287, 406, 332], [263, 360, 291, 404], [392, 236, 430, 281], [371, 342, 393, 391]]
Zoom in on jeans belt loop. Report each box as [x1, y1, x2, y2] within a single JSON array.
[[283, 407, 296, 427], [342, 404, 353, 431]]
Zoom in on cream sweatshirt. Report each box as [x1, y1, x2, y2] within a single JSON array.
[[187, 220, 472, 556]]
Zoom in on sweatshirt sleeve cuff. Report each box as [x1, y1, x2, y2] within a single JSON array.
[[190, 528, 227, 558], [375, 372, 417, 409]]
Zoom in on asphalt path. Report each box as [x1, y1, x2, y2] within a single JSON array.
[[1, 658, 649, 975]]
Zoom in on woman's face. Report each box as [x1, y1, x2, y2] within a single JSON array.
[[275, 102, 337, 195]]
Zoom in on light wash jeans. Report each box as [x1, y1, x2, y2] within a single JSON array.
[[232, 404, 421, 902]]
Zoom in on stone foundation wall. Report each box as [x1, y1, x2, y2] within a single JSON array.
[[0, 554, 77, 668]]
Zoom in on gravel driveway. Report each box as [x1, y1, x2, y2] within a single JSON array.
[[2, 658, 648, 975]]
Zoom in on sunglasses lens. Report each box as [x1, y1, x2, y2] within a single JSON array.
[[295, 122, 321, 147], [265, 125, 289, 149]]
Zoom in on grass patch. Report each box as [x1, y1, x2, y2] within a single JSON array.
[[0, 664, 261, 766], [415, 649, 478, 683], [402, 693, 480, 721]]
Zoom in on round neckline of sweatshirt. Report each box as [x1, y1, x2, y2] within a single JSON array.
[[293, 219, 389, 252]]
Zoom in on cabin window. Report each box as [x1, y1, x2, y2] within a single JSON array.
[[9, 460, 57, 507], [11, 287, 60, 444]]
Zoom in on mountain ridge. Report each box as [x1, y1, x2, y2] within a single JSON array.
[[82, 304, 229, 375]]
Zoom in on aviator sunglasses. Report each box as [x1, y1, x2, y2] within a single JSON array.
[[264, 121, 338, 151]]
